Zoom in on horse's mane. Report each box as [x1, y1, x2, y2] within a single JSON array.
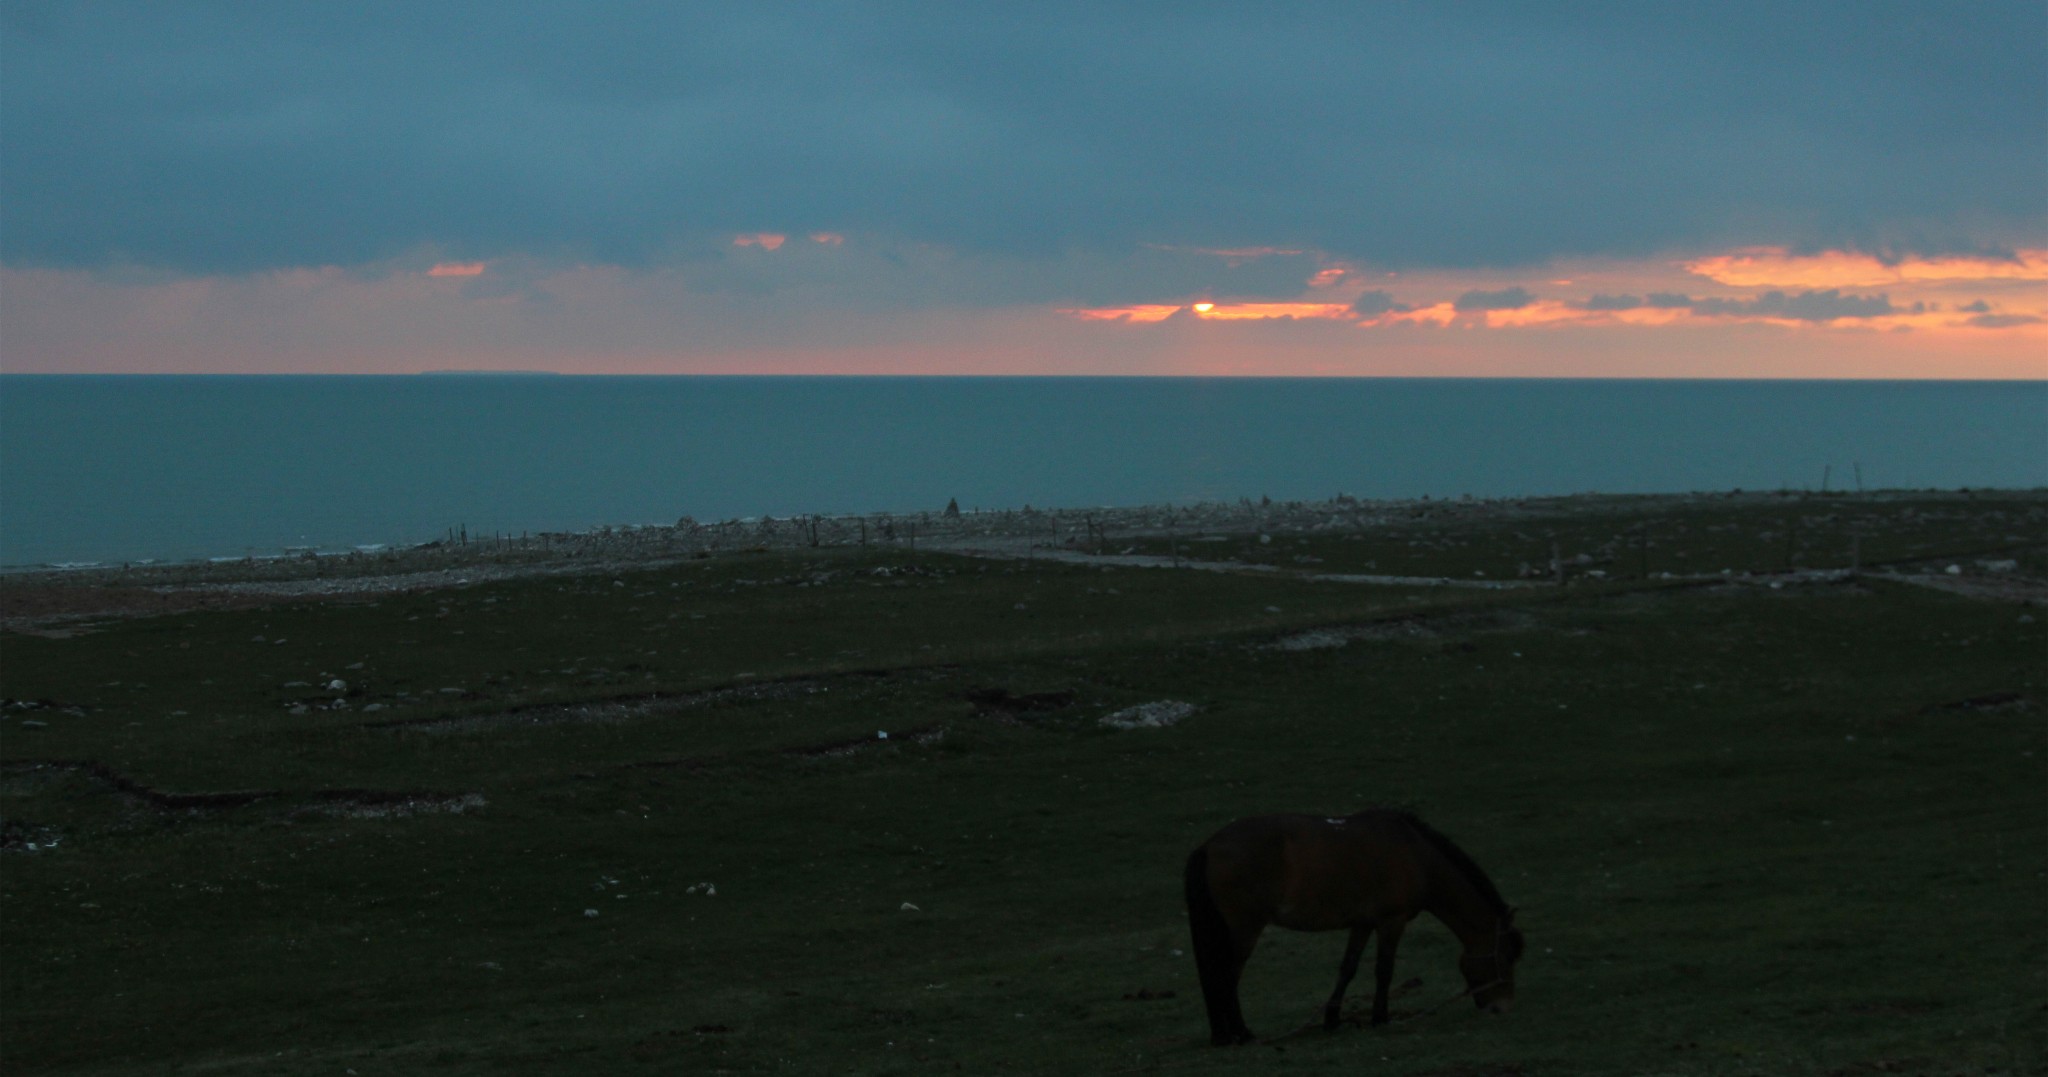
[[1393, 811, 1511, 917]]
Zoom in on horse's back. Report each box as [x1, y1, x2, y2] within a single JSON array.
[[1197, 812, 1427, 931]]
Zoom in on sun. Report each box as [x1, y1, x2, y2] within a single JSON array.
[[1192, 302, 1215, 313]]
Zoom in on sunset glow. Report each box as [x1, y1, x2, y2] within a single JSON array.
[[1047, 245, 2048, 350], [1685, 248, 2048, 289], [3, 7, 2039, 381]]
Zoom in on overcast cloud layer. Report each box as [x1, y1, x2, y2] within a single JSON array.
[[4, 0, 2043, 289]]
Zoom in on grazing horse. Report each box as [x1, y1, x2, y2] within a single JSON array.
[[1184, 809, 1523, 1045]]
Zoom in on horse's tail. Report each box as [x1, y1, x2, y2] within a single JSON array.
[[1184, 844, 1245, 1044]]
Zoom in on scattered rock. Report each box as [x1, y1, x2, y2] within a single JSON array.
[[1100, 700, 1197, 729]]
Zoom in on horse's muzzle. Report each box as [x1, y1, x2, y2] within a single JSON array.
[[1484, 999, 1514, 1016]]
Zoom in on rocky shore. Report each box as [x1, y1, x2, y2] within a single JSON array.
[[3, 490, 1730, 589], [2, 488, 2035, 630]]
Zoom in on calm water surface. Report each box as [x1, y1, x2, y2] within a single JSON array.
[[2, 376, 2042, 566]]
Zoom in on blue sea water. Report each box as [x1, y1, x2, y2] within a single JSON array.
[[1, 375, 2042, 567]]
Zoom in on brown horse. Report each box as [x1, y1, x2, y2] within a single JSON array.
[[1184, 809, 1523, 1045]]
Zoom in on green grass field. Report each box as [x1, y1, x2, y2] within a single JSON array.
[[3, 494, 2043, 1076]]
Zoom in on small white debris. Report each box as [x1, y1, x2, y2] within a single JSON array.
[[1271, 629, 1347, 651], [1013, 603, 1027, 611], [1265, 606, 1282, 613], [1100, 700, 1198, 730], [900, 902, 921, 912], [326, 679, 348, 692], [584, 908, 599, 918], [1944, 564, 1962, 576], [877, 730, 889, 740]]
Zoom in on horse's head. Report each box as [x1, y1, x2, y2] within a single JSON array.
[[1461, 908, 1524, 1014]]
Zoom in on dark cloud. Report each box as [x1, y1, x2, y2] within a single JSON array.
[[2, 2, 2041, 278], [1349, 290, 1410, 317], [1958, 300, 1993, 312], [1966, 313, 2042, 328], [1581, 294, 1642, 310], [1455, 287, 1536, 312], [1690, 290, 1894, 320], [1646, 293, 1693, 308]]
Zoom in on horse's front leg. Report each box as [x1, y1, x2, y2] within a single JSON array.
[[1370, 918, 1409, 1026], [1322, 925, 1373, 1030]]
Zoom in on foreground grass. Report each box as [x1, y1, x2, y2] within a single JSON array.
[[3, 498, 2044, 1076]]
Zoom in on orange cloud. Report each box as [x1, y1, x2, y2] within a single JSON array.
[[808, 232, 846, 246], [1059, 304, 1183, 323], [1059, 301, 1359, 323], [733, 233, 787, 251], [1686, 248, 2048, 288], [1195, 301, 1354, 321], [427, 262, 486, 278]]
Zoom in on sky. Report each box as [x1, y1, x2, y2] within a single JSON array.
[[2, 2, 2044, 378]]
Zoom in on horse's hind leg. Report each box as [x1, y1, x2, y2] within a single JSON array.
[[1370, 918, 1409, 1026], [1216, 921, 1263, 1043], [1323, 925, 1372, 1030]]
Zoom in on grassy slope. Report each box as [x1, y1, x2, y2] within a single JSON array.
[[2, 497, 2043, 1076]]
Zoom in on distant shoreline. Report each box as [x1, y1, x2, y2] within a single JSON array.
[[5, 486, 2039, 585]]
